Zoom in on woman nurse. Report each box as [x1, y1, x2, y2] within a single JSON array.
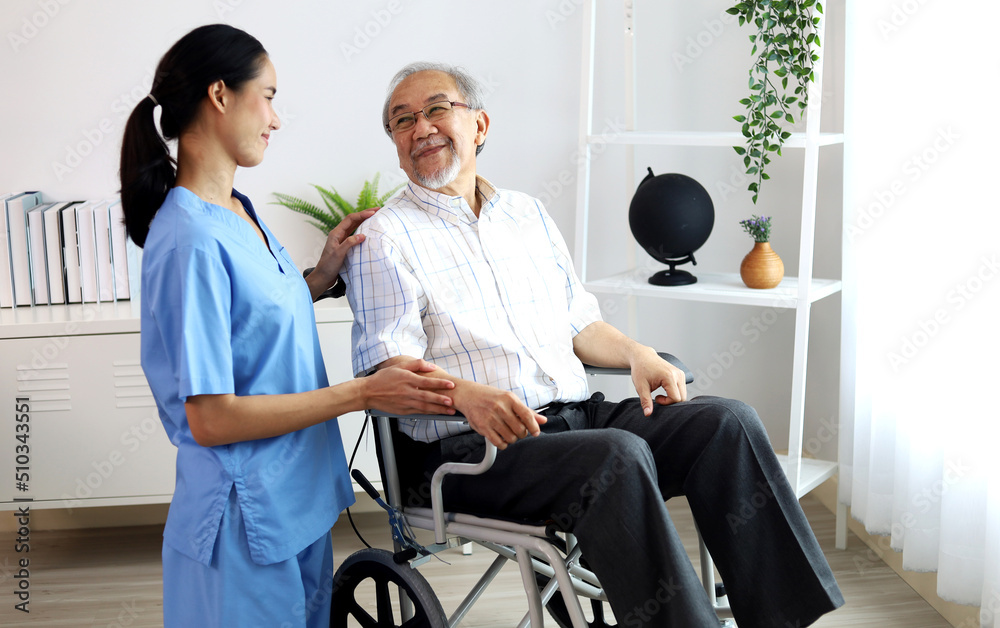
[[118, 24, 454, 628]]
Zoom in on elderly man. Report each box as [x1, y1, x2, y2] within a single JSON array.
[[343, 61, 843, 627]]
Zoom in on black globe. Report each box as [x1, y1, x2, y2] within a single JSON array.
[[628, 168, 714, 286]]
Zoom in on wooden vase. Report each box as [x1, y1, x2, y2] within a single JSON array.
[[740, 241, 784, 289]]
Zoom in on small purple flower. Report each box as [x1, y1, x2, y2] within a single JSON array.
[[739, 214, 772, 242]]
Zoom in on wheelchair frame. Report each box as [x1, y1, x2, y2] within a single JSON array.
[[334, 357, 735, 627]]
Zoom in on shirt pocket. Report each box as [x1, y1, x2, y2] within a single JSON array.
[[422, 253, 493, 312]]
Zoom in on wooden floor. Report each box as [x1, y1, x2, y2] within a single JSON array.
[[0, 496, 952, 627]]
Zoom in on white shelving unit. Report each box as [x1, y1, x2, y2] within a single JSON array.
[[573, 1, 847, 549], [586, 270, 842, 307], [587, 130, 844, 148]]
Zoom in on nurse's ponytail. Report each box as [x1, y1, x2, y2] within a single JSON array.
[[118, 24, 268, 247]]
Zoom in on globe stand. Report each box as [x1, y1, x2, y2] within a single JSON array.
[[629, 168, 714, 289], [648, 253, 698, 286]]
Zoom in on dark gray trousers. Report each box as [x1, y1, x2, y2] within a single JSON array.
[[405, 394, 844, 627]]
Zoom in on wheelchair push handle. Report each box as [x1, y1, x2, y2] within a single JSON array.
[[352, 469, 382, 501]]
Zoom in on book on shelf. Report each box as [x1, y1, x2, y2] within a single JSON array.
[[93, 200, 115, 302], [0, 193, 138, 309], [43, 202, 76, 305], [126, 237, 142, 303], [0, 192, 16, 308], [108, 200, 130, 300], [61, 200, 84, 304], [26, 203, 55, 305], [76, 201, 99, 303], [3, 191, 42, 307]]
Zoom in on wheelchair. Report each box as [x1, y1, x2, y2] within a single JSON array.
[[330, 354, 736, 627]]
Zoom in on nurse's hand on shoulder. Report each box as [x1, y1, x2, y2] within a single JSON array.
[[310, 208, 379, 289], [361, 359, 457, 416]]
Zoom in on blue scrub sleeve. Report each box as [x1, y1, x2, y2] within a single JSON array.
[[150, 246, 236, 400]]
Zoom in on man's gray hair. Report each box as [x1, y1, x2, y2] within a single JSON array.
[[382, 61, 487, 155]]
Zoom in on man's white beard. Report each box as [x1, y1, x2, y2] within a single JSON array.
[[414, 144, 461, 191]]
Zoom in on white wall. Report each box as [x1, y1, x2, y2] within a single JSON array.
[[1, 0, 585, 265], [0, 1, 843, 460]]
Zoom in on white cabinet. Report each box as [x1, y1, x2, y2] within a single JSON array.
[[0, 327, 174, 508], [0, 299, 374, 512], [573, 2, 847, 545]]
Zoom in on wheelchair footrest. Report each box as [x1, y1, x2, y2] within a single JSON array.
[[393, 548, 418, 564]]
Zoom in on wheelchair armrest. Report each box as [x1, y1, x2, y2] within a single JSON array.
[[368, 410, 467, 422], [367, 409, 496, 545], [582, 351, 694, 385]]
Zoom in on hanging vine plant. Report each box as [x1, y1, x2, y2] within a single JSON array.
[[727, 0, 824, 204]]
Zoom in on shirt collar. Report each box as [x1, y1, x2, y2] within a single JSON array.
[[403, 175, 499, 224], [170, 186, 277, 257]]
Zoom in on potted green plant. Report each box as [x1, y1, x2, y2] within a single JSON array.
[[738, 214, 783, 288], [272, 173, 402, 233], [727, 0, 824, 204]]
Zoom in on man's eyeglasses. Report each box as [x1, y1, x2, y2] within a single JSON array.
[[386, 101, 472, 134]]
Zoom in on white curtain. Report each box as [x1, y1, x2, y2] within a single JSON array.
[[839, 0, 1000, 624]]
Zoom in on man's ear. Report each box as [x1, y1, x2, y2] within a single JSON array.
[[206, 79, 228, 114], [475, 109, 490, 148]]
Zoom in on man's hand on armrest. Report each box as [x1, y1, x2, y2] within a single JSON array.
[[376, 356, 547, 450], [626, 346, 689, 414], [573, 321, 688, 415]]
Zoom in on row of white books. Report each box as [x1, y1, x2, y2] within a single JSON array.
[[1, 192, 139, 308]]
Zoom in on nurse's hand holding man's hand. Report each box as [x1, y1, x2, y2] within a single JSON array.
[[359, 360, 456, 416]]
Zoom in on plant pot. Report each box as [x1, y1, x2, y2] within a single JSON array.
[[740, 241, 784, 289]]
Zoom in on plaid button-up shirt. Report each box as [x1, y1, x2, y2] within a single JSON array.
[[344, 177, 603, 442]]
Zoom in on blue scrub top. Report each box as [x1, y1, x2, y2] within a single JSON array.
[[141, 186, 354, 566]]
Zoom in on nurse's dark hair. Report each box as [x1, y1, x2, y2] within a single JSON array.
[[119, 24, 267, 247]]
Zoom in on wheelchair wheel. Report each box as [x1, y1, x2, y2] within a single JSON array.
[[331, 548, 447, 628]]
